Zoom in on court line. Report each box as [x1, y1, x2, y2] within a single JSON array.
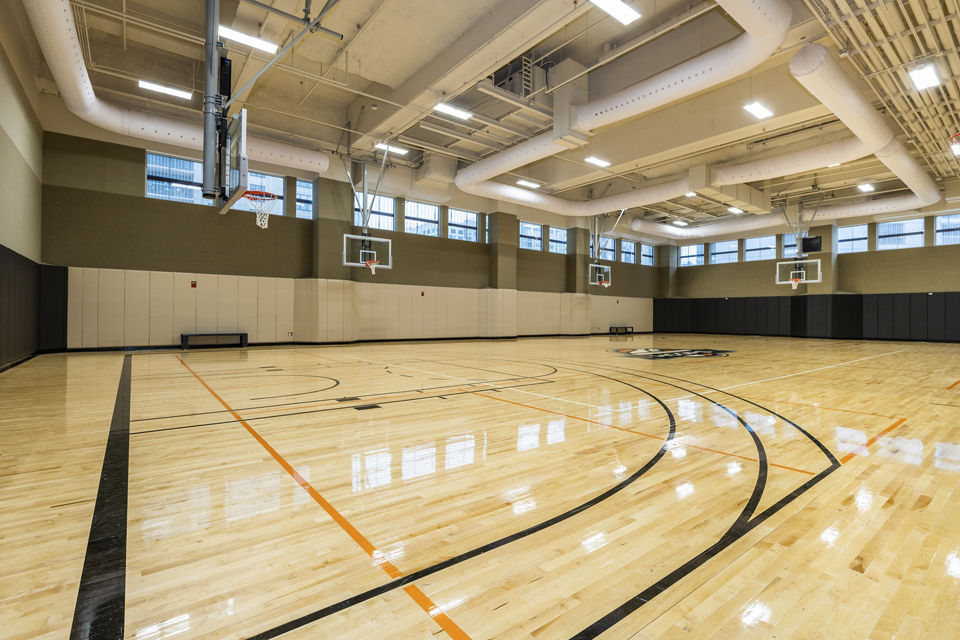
[[714, 349, 908, 392], [70, 354, 131, 640], [948, 378, 960, 390], [475, 391, 813, 476], [839, 417, 908, 464], [740, 396, 898, 419], [175, 356, 470, 640]]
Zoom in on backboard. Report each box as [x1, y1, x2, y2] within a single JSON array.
[[776, 258, 822, 288], [589, 263, 611, 287], [343, 234, 393, 270], [218, 109, 248, 215]]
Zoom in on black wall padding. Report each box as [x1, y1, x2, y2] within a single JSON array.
[[39, 265, 68, 352], [0, 243, 40, 369], [655, 292, 959, 342]]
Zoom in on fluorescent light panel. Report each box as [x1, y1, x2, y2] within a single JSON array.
[[516, 179, 540, 189], [951, 143, 960, 156], [908, 63, 940, 90], [743, 101, 773, 119], [672, 219, 689, 227], [728, 206, 744, 214], [584, 156, 611, 168], [375, 143, 408, 155], [219, 25, 278, 54], [138, 80, 192, 100], [434, 103, 473, 120], [827, 162, 841, 168], [858, 183, 875, 192], [589, 0, 641, 25], [684, 191, 697, 198]]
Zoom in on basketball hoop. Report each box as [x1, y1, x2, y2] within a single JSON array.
[[243, 190, 280, 229], [789, 278, 802, 290], [599, 280, 611, 288], [365, 259, 380, 275]]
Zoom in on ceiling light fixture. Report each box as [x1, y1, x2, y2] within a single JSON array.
[[672, 219, 689, 227], [516, 179, 540, 189], [951, 143, 960, 156], [584, 156, 611, 168], [219, 26, 278, 54], [728, 206, 744, 214], [138, 80, 192, 100], [375, 143, 409, 155], [908, 63, 940, 90], [858, 183, 875, 192], [827, 162, 841, 168], [433, 102, 473, 120], [743, 101, 773, 120], [589, 0, 642, 26], [684, 191, 697, 198]]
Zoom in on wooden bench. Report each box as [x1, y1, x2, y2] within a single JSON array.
[[609, 326, 634, 335], [180, 332, 248, 349]]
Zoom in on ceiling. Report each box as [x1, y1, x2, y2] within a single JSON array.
[[24, 0, 960, 231]]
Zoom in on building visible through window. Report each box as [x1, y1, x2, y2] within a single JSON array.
[[405, 201, 440, 236], [519, 222, 543, 250], [295, 180, 313, 219], [448, 208, 478, 241], [548, 227, 567, 254], [710, 240, 738, 264], [621, 240, 636, 263], [146, 152, 211, 206], [679, 244, 704, 266], [354, 194, 396, 230], [640, 244, 655, 266]]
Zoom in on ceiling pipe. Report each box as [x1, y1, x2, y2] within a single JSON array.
[[455, 0, 794, 223], [23, 0, 330, 176]]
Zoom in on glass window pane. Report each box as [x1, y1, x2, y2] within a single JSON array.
[[877, 219, 923, 250], [679, 244, 704, 267], [548, 227, 567, 254], [448, 208, 478, 242], [744, 235, 776, 261], [232, 171, 285, 214], [936, 214, 960, 246], [146, 152, 212, 206], [599, 236, 615, 261], [354, 194, 396, 231], [710, 240, 738, 264], [782, 233, 797, 258], [621, 240, 636, 264], [404, 201, 440, 236], [641, 244, 655, 266], [519, 221, 543, 250], [295, 179, 313, 219], [837, 224, 868, 253]]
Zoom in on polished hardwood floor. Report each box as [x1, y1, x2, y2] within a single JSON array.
[[2, 334, 959, 639]]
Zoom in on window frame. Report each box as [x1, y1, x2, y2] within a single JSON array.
[[621, 239, 636, 264], [640, 244, 655, 266], [354, 194, 396, 231], [518, 221, 543, 251], [548, 227, 567, 254], [837, 224, 869, 254], [709, 239, 739, 264], [145, 151, 212, 206], [935, 213, 960, 246], [295, 179, 313, 219], [448, 207, 479, 242], [781, 233, 798, 258], [404, 200, 441, 237], [679, 244, 704, 267], [743, 235, 776, 262], [877, 218, 924, 251], [597, 235, 616, 261]]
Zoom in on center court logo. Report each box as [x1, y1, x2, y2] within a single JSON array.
[[613, 348, 733, 360]]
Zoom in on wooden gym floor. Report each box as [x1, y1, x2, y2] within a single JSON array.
[[2, 334, 960, 639]]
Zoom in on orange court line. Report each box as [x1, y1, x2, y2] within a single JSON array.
[[948, 378, 960, 390], [176, 356, 471, 640], [742, 396, 897, 419], [473, 392, 814, 476], [839, 417, 908, 464]]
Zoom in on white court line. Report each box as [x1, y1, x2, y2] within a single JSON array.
[[714, 349, 909, 392]]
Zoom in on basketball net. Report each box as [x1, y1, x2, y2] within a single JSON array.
[[600, 280, 611, 288], [365, 259, 380, 275], [790, 278, 801, 290], [243, 191, 280, 230]]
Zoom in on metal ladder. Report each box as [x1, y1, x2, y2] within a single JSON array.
[[520, 55, 533, 97]]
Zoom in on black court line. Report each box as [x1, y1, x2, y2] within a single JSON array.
[[70, 354, 131, 640], [249, 376, 340, 400], [245, 367, 678, 639], [131, 380, 559, 436]]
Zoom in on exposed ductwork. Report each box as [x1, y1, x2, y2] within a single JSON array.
[[23, 0, 330, 177], [456, 2, 940, 242]]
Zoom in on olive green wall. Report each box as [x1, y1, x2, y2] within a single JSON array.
[[517, 249, 567, 293], [838, 244, 960, 293]]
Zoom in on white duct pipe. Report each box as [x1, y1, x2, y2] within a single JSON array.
[[455, 0, 793, 220], [24, 0, 330, 176]]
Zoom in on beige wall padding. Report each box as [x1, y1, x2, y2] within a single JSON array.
[[67, 267, 654, 348]]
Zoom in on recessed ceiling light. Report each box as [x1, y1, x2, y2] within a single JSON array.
[[375, 143, 408, 155], [858, 183, 875, 192], [589, 0, 641, 26], [743, 101, 773, 120], [728, 206, 744, 214], [219, 26, 278, 54], [138, 80, 192, 100], [684, 191, 697, 198], [585, 156, 611, 168], [908, 63, 940, 90], [672, 219, 689, 227], [951, 143, 960, 156], [827, 162, 841, 168], [434, 102, 473, 120], [516, 179, 540, 189]]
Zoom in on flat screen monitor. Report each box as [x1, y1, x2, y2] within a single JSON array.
[[802, 236, 822, 253]]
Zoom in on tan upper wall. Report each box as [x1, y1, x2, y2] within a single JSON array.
[[0, 27, 42, 262], [838, 244, 960, 293]]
